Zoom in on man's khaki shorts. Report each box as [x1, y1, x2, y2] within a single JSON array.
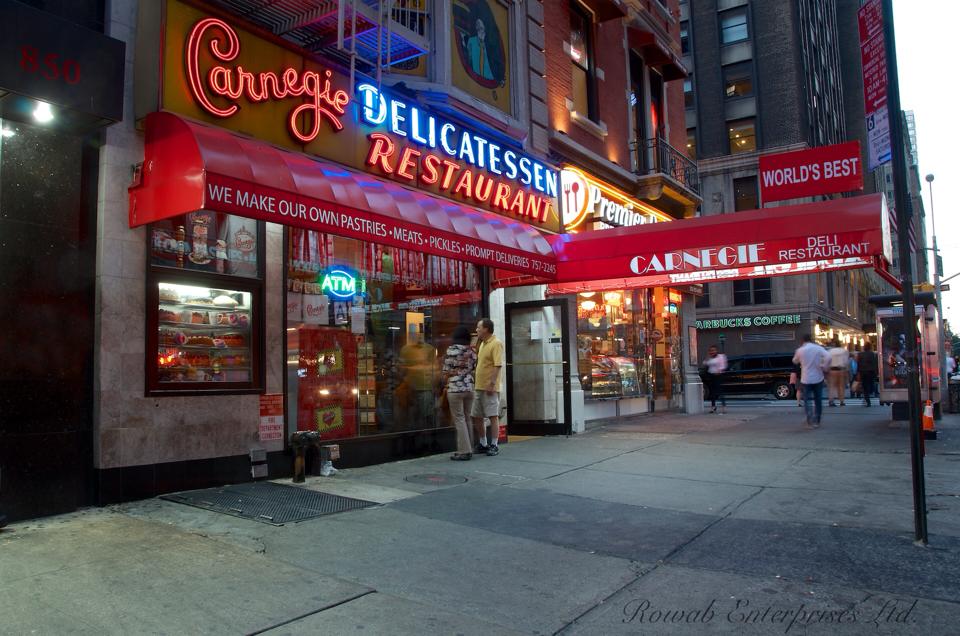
[[470, 390, 500, 418]]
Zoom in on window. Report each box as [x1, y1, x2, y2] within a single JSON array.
[[754, 277, 772, 304], [723, 62, 753, 98], [684, 77, 695, 109], [733, 176, 759, 211], [286, 229, 482, 438], [720, 8, 749, 44], [733, 278, 772, 306], [686, 128, 697, 159], [570, 3, 597, 121], [728, 118, 756, 154], [147, 213, 266, 395], [696, 283, 710, 308], [680, 21, 690, 54]]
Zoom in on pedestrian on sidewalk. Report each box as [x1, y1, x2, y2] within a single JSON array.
[[702, 345, 727, 414], [472, 318, 504, 456], [827, 338, 850, 406], [790, 362, 803, 407], [857, 342, 879, 407], [443, 325, 477, 460], [794, 334, 830, 428]]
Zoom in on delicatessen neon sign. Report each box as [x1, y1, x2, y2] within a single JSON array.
[[357, 84, 558, 225]]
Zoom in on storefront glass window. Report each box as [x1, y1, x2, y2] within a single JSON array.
[[157, 283, 254, 384], [651, 288, 684, 402], [146, 214, 265, 395], [286, 229, 481, 440], [575, 287, 683, 403]]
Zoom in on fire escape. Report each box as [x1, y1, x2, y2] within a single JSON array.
[[207, 0, 431, 89]]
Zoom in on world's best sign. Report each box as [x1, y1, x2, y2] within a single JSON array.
[[758, 141, 864, 204]]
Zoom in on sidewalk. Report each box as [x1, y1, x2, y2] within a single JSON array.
[[2, 405, 959, 634]]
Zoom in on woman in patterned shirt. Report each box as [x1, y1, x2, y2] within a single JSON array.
[[443, 325, 478, 460]]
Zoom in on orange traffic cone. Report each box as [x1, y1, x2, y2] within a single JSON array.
[[922, 400, 938, 441]]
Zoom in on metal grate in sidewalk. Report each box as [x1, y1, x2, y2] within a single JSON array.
[[161, 481, 376, 526]]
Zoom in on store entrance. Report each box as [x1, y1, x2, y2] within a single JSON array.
[[505, 300, 572, 435]]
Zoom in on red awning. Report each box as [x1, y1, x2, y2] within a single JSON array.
[[547, 193, 888, 283], [128, 112, 556, 278], [494, 193, 890, 289]]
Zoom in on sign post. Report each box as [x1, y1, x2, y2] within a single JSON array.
[[881, 0, 927, 546]]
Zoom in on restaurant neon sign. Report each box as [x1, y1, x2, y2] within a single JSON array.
[[356, 83, 558, 224], [185, 17, 350, 142]]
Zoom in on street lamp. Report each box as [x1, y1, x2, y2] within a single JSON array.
[[925, 173, 947, 406]]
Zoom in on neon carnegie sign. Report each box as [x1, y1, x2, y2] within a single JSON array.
[[185, 18, 349, 142], [357, 84, 558, 224]]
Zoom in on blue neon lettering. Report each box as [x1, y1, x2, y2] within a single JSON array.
[[356, 83, 386, 125], [488, 143, 503, 175], [474, 136, 488, 169], [503, 150, 518, 179], [544, 169, 558, 197], [458, 133, 476, 165], [533, 162, 545, 192], [440, 123, 457, 156], [410, 106, 426, 144], [390, 100, 407, 137], [518, 156, 532, 185]]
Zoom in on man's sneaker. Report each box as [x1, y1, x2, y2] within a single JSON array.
[[475, 444, 489, 455], [486, 445, 500, 456]]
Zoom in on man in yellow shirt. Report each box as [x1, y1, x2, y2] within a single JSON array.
[[472, 318, 503, 455]]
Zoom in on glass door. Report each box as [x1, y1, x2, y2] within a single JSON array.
[[505, 300, 572, 435]]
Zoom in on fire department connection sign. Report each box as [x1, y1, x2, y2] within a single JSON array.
[[758, 141, 863, 204]]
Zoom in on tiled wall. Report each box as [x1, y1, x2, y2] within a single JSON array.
[[95, 0, 284, 470]]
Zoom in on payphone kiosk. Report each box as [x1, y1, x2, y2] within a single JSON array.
[[871, 293, 941, 419]]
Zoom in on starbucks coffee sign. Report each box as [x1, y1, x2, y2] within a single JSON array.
[[696, 314, 802, 329]]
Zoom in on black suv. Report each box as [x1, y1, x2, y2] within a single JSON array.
[[701, 353, 796, 400]]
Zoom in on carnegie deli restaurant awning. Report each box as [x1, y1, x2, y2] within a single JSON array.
[[128, 112, 556, 277], [494, 193, 896, 292]]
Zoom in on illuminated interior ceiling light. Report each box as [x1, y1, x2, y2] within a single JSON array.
[[604, 291, 621, 303], [579, 292, 596, 298], [580, 300, 597, 311], [32, 101, 54, 123]]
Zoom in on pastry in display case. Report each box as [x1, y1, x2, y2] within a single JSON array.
[[588, 355, 641, 398], [609, 356, 641, 397], [156, 282, 253, 384], [590, 355, 622, 398]]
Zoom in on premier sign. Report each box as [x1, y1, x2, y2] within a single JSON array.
[[560, 167, 668, 230], [758, 141, 864, 203]]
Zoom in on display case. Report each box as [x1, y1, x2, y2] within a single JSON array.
[[147, 277, 264, 395], [609, 356, 641, 397], [146, 214, 265, 395], [589, 355, 622, 398], [589, 355, 641, 398]]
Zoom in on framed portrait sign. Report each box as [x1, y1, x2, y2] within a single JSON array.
[[451, 0, 512, 110]]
